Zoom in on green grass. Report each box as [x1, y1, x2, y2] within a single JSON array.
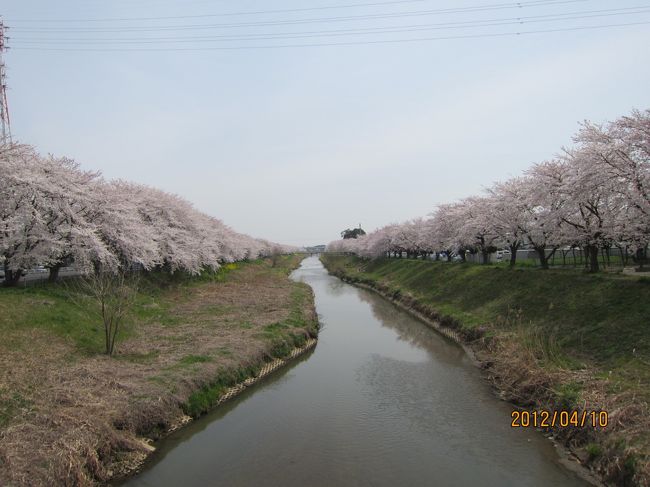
[[182, 364, 261, 417], [0, 271, 190, 354], [179, 354, 212, 366], [488, 253, 630, 269], [0, 284, 107, 353], [0, 278, 182, 354], [553, 381, 583, 409], [586, 442, 604, 459]]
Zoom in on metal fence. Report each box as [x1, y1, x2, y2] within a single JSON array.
[[5, 266, 84, 287], [448, 247, 634, 268]]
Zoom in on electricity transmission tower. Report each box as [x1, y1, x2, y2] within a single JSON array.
[[0, 19, 11, 144]]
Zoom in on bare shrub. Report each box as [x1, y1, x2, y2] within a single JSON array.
[[68, 270, 139, 356], [270, 245, 283, 268]]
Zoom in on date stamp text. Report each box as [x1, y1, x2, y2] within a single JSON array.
[[511, 410, 608, 428]]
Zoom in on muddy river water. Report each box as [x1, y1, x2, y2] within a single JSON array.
[[123, 256, 591, 487]]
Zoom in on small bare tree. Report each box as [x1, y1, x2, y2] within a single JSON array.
[[68, 270, 139, 356], [270, 245, 283, 268]]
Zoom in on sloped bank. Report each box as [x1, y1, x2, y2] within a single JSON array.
[[114, 335, 319, 484], [320, 254, 649, 487], [0, 256, 319, 486]]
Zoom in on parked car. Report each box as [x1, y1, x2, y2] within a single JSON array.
[[496, 250, 511, 261]]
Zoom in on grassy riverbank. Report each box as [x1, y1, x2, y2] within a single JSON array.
[[321, 254, 649, 486], [0, 255, 318, 486]]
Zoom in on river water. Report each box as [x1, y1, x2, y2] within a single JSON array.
[[122, 256, 591, 487]]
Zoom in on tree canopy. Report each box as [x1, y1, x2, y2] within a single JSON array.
[[341, 227, 366, 239], [0, 144, 296, 285]]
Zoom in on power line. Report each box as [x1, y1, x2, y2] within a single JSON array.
[[8, 0, 589, 23], [8, 0, 593, 32], [5, 0, 433, 22], [9, 20, 650, 51], [11, 7, 650, 44]]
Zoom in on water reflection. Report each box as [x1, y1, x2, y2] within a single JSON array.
[[122, 257, 591, 487], [326, 278, 347, 296], [116, 349, 315, 484], [356, 288, 466, 364]]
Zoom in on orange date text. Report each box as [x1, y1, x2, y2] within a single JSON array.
[[511, 410, 608, 428]]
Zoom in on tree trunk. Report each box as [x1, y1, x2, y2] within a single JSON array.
[[109, 321, 119, 356], [587, 245, 600, 273], [481, 249, 490, 265], [3, 264, 22, 287], [636, 246, 647, 271], [509, 245, 518, 267], [48, 263, 63, 282], [535, 247, 549, 270]]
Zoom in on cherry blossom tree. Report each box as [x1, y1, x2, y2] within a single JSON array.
[[573, 111, 650, 267], [1, 145, 111, 284], [430, 202, 477, 261], [0, 144, 51, 285], [486, 177, 530, 267], [521, 161, 568, 269], [1, 143, 294, 285], [36, 155, 113, 281], [412, 217, 435, 259], [559, 146, 622, 272], [93, 181, 161, 272], [454, 196, 499, 264]]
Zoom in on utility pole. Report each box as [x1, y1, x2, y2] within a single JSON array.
[[0, 19, 11, 144]]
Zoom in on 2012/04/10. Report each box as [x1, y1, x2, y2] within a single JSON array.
[[511, 410, 609, 428]]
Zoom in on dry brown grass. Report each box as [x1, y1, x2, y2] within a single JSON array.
[[0, 257, 316, 486], [479, 329, 650, 486]]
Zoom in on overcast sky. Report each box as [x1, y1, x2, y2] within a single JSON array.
[[3, 0, 650, 246]]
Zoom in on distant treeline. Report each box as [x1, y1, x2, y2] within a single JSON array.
[[328, 109, 649, 272]]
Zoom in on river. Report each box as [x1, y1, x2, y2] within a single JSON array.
[[122, 256, 591, 487]]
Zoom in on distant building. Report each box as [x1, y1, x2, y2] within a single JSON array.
[[305, 245, 326, 253]]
